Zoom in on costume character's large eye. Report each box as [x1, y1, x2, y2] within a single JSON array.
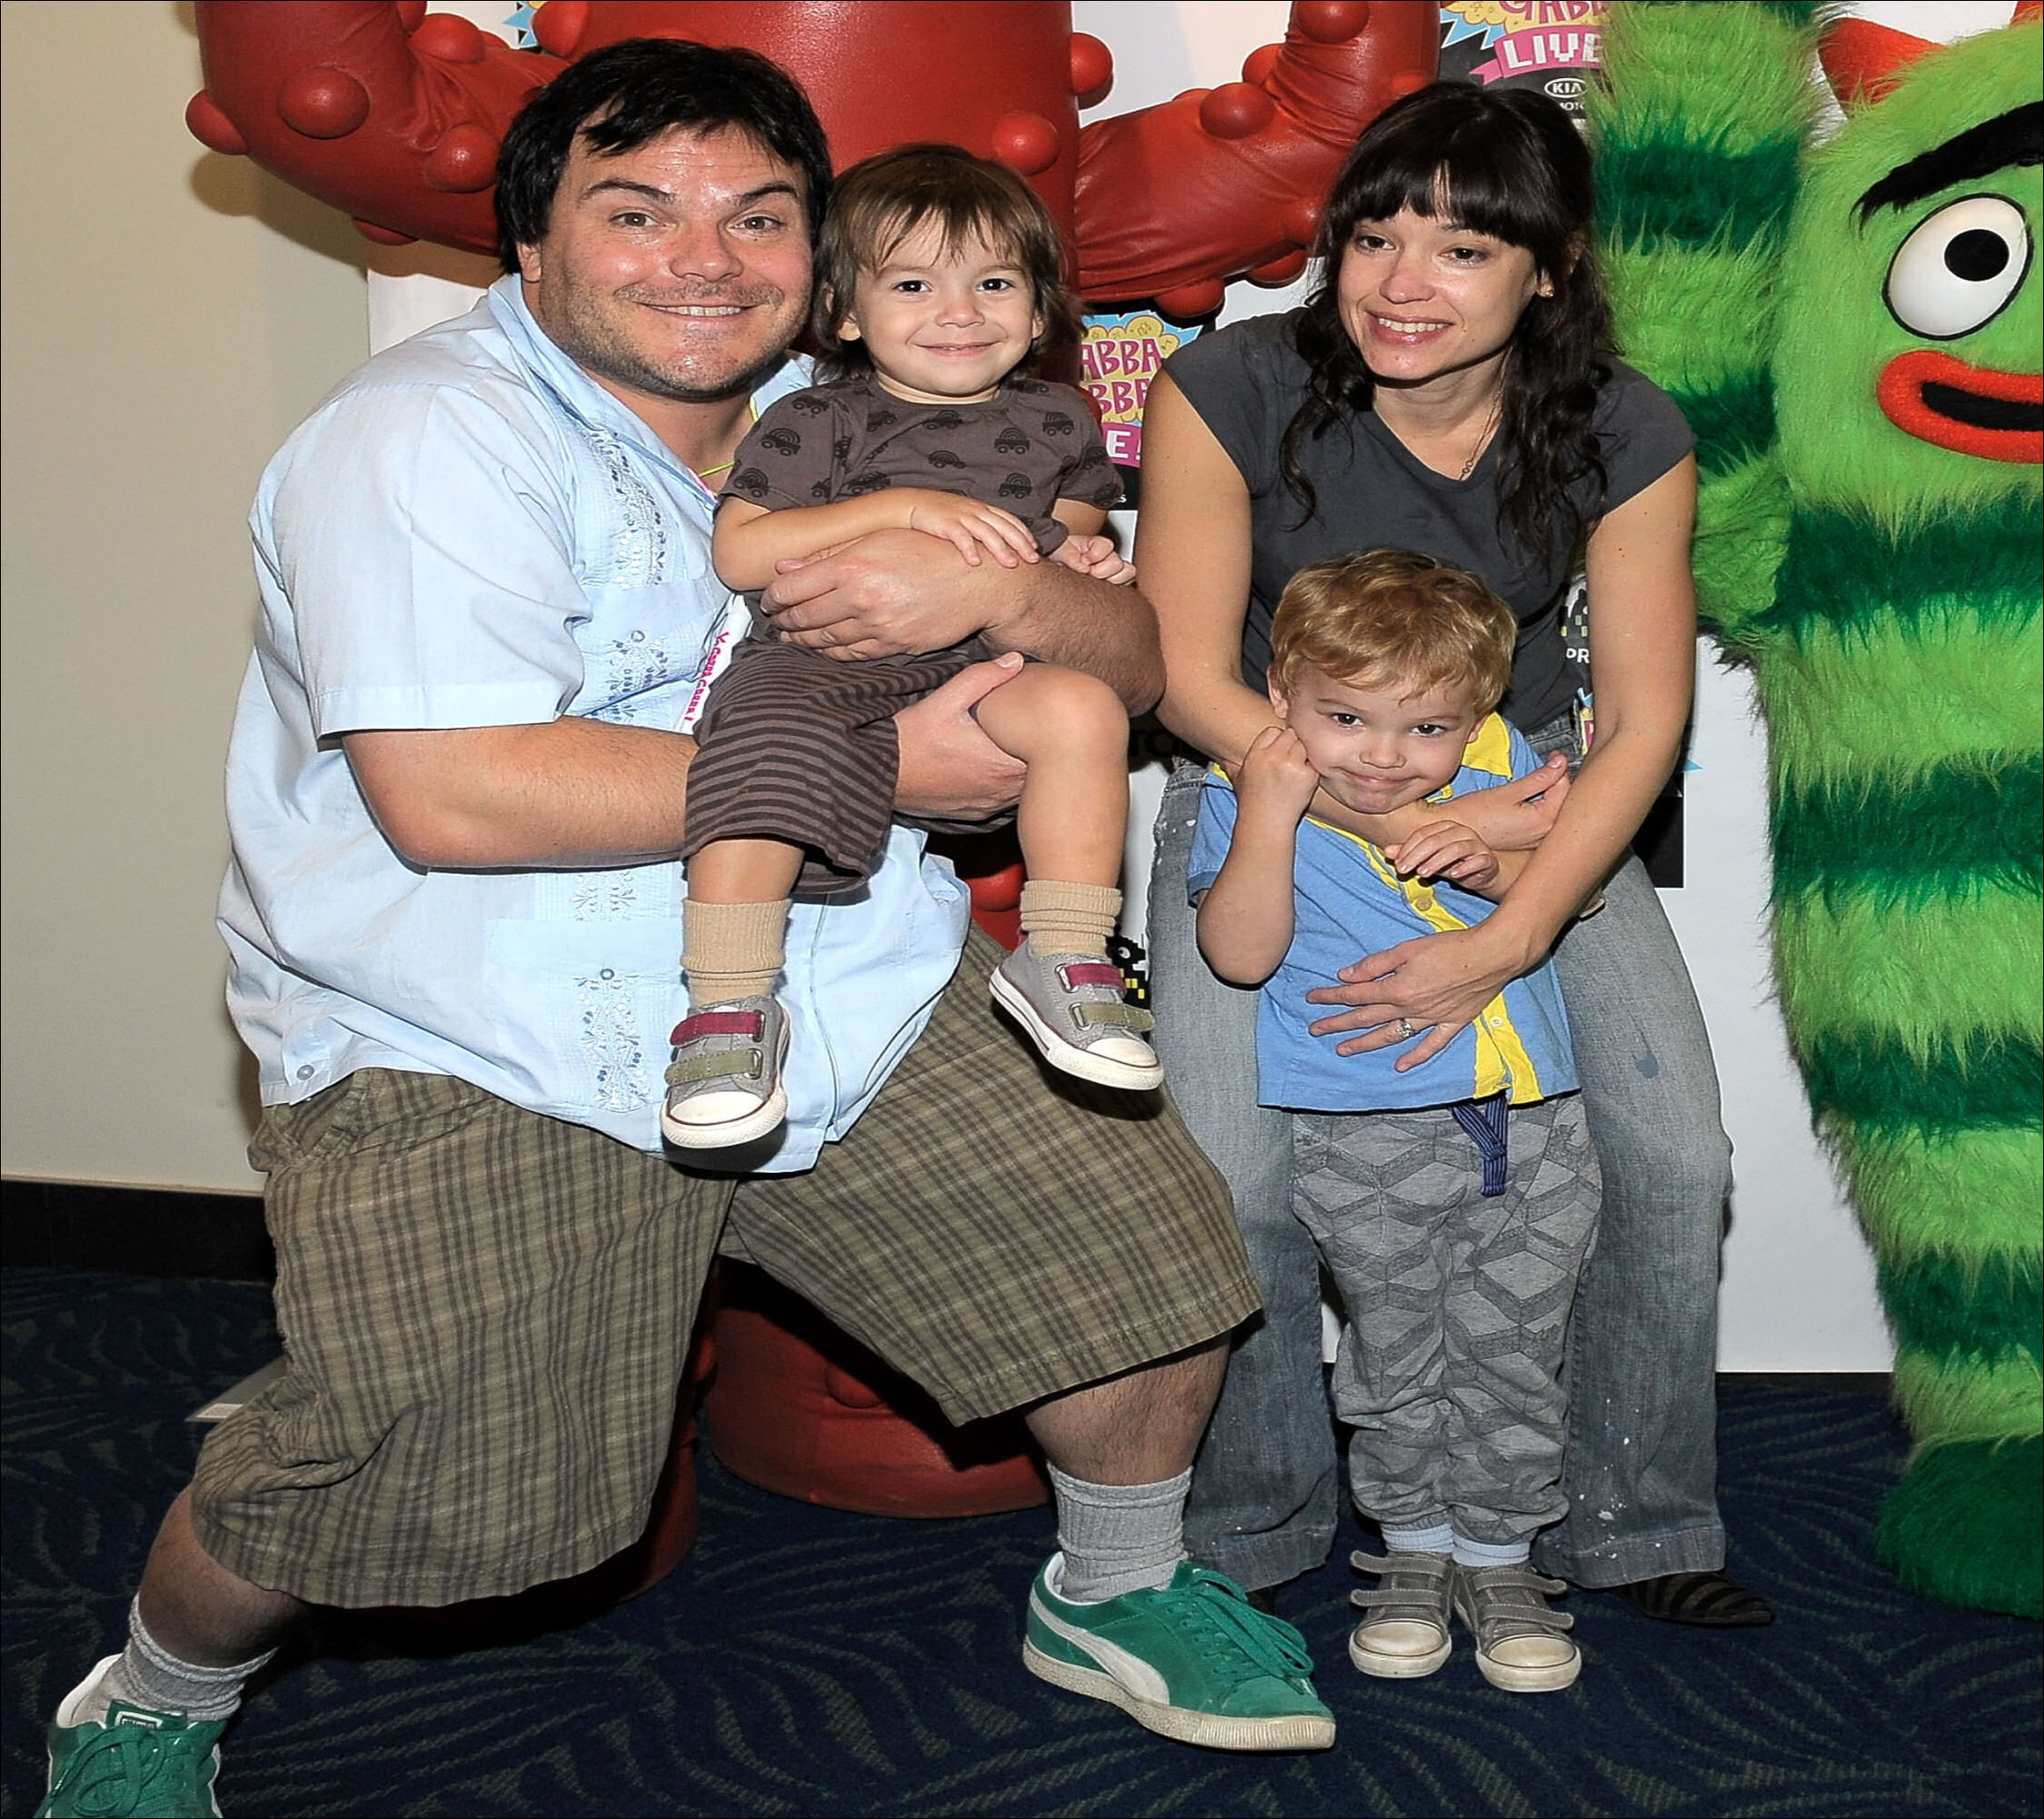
[[1884, 194, 2031, 340]]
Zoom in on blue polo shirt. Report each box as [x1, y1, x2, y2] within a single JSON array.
[[218, 276, 969, 1165], [1187, 715, 1578, 1113]]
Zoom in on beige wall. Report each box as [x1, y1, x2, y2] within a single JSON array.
[[2, 2, 368, 1190]]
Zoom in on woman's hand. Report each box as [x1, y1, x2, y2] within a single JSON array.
[[1445, 750, 1572, 850], [1305, 918, 1538, 1069]]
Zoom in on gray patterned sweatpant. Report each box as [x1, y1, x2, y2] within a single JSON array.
[[1294, 1094, 1602, 1549]]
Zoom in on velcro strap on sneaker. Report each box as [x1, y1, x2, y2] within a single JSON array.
[[1056, 961, 1126, 990], [1074, 1001, 1155, 1032], [666, 1050, 763, 1085], [670, 1009, 764, 1044]]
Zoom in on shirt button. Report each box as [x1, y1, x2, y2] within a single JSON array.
[[296, 1065, 315, 1080]]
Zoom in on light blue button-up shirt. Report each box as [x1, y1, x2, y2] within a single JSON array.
[[1187, 716, 1578, 1114], [219, 276, 968, 1165]]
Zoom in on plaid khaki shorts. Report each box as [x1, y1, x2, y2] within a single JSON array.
[[191, 929, 1255, 1606]]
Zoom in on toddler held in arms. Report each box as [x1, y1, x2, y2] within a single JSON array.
[[1192, 550, 1601, 1693], [664, 144, 1157, 1150]]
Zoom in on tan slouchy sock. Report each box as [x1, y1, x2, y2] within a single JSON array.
[[682, 897, 789, 1008], [1018, 880, 1121, 958]]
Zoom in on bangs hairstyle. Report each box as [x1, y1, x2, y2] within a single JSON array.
[[1286, 83, 1613, 563], [812, 144, 1083, 377], [494, 37, 833, 273], [1268, 549, 1516, 713]]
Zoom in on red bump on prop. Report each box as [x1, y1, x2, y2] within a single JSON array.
[[352, 218, 417, 246], [394, 0, 427, 29], [1242, 43, 1283, 86], [1282, 197, 1323, 246], [533, 1, 590, 59], [184, 91, 247, 157], [1248, 250, 1310, 285], [1296, 2, 1372, 45], [275, 66, 371, 140], [1156, 278, 1225, 319], [1199, 83, 1276, 140], [1388, 66, 1434, 99], [423, 124, 498, 194], [991, 111, 1061, 175], [411, 11, 487, 63], [1070, 32, 1113, 104]]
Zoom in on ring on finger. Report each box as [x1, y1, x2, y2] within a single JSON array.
[[1395, 1019, 1417, 1039]]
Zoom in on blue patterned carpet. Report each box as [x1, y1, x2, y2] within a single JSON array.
[[4, 1267, 2038, 1818]]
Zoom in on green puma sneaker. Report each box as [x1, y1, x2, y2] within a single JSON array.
[[1023, 1556, 1335, 1751], [38, 1661, 225, 1819]]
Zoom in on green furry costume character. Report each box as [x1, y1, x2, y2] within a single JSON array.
[[1591, 1, 2041, 1619]]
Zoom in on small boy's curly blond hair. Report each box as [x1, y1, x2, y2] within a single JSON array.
[[1267, 549, 1516, 712]]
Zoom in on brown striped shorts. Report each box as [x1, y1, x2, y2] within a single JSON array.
[[682, 634, 1013, 894], [189, 929, 1256, 1607]]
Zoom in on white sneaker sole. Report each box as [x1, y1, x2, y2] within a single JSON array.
[[1347, 1625, 1452, 1678], [660, 1084, 788, 1149], [1021, 1640, 1335, 1752], [989, 971, 1164, 1092], [1472, 1645, 1581, 1693]]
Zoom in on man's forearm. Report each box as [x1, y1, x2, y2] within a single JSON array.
[[981, 559, 1163, 715], [342, 719, 695, 870]]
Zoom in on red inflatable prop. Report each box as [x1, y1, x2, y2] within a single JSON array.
[[186, 1, 1438, 312]]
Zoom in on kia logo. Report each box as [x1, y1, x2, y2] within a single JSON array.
[[1545, 76, 1587, 99]]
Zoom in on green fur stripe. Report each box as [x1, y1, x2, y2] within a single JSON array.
[[1880, 1249, 2043, 1372], [1837, 1124, 2042, 1265], [1805, 1031, 2043, 1138], [1891, 1350, 2042, 1446], [1771, 757, 2044, 906], [1755, 614, 2044, 789], [1597, 136, 1805, 253], [1757, 500, 2044, 643], [1776, 885, 2044, 1051], [1604, 240, 1781, 393], [1878, 1436, 2043, 1620], [1592, 2, 1821, 155], [1696, 448, 1791, 648], [1668, 373, 1776, 478]]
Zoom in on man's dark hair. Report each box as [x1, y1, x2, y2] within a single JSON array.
[[494, 38, 834, 273]]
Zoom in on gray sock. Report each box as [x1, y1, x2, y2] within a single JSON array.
[[1047, 1465, 1191, 1604], [84, 1599, 276, 1725]]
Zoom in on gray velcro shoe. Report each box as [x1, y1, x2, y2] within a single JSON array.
[[1348, 1549, 1454, 1678], [1453, 1562, 1580, 1693], [661, 996, 789, 1149], [990, 944, 1163, 1090]]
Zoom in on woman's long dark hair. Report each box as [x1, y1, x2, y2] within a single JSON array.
[[1282, 84, 1613, 563]]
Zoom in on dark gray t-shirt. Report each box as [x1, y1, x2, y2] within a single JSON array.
[[1165, 312, 1694, 731], [722, 373, 1123, 557]]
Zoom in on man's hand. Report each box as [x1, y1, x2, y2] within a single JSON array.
[[893, 653, 1027, 820], [1235, 725, 1320, 829], [760, 528, 993, 661], [901, 492, 1042, 569], [1387, 819, 1498, 893], [1051, 533, 1136, 586]]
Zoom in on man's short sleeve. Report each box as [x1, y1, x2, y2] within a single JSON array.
[[719, 389, 843, 513], [1187, 772, 1239, 902], [266, 382, 583, 738]]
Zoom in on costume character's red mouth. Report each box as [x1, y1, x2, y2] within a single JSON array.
[[1876, 350, 2043, 462]]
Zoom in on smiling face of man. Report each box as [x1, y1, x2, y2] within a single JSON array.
[[517, 124, 813, 414]]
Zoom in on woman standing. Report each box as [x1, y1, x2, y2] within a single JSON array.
[[1137, 83, 1770, 1626]]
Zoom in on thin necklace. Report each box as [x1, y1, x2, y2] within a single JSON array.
[[694, 403, 758, 484], [1458, 395, 1503, 482]]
